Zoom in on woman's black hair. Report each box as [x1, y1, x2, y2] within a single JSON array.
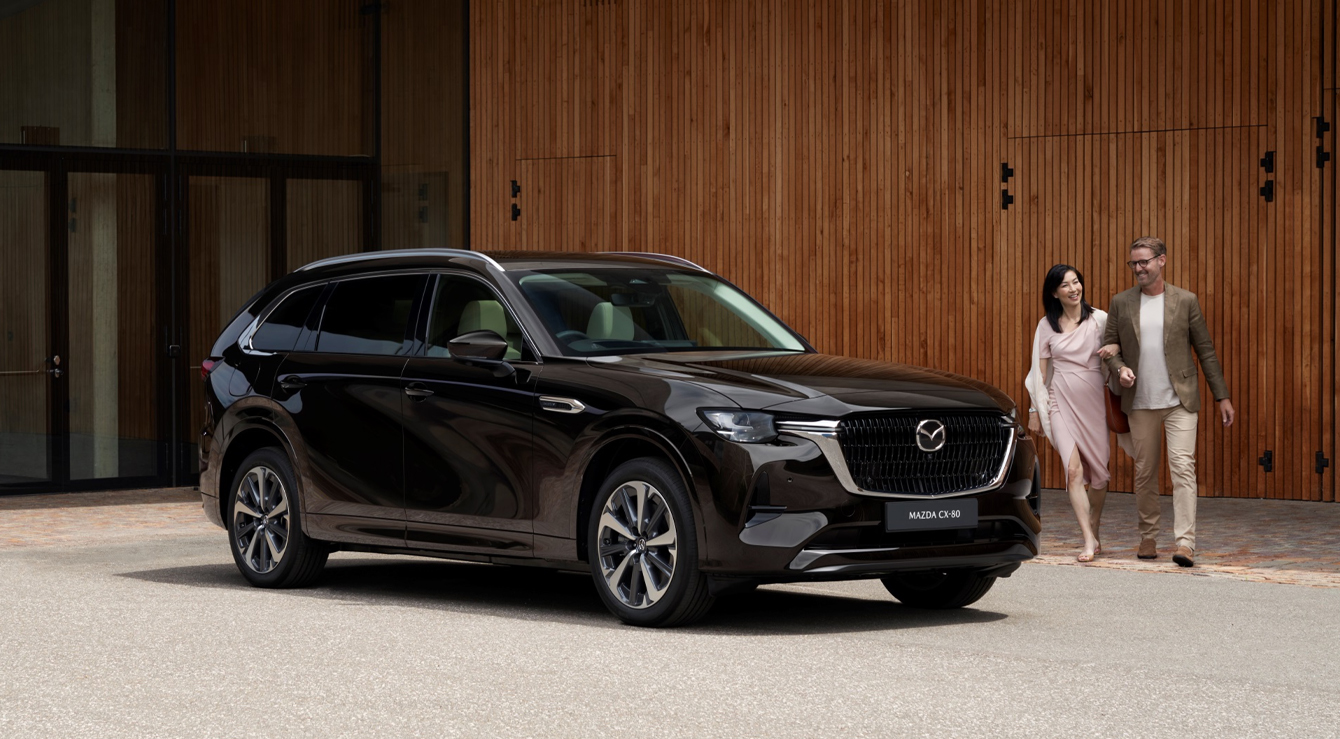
[[1042, 263, 1093, 332]]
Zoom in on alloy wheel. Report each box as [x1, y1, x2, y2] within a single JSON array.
[[596, 480, 678, 609], [233, 465, 291, 574]]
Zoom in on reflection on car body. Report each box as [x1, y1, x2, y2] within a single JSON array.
[[198, 250, 1040, 627]]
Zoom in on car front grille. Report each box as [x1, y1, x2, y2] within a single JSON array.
[[836, 411, 1012, 495]]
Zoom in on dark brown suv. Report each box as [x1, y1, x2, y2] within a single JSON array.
[[198, 250, 1040, 626]]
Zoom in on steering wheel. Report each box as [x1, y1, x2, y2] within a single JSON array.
[[555, 330, 588, 343]]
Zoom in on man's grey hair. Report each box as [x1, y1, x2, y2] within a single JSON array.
[[1129, 236, 1167, 257]]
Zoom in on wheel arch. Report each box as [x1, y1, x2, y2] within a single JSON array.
[[574, 428, 702, 564], [216, 421, 301, 528]]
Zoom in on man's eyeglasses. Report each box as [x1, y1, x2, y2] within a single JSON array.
[[1126, 256, 1161, 270]]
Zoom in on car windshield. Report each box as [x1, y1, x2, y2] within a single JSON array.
[[509, 268, 808, 356]]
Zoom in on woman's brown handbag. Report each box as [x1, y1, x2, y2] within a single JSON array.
[[1105, 388, 1130, 434]]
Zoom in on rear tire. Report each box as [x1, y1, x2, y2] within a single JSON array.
[[227, 447, 327, 588], [880, 569, 996, 609], [587, 457, 714, 627]]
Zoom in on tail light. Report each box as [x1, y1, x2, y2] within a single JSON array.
[[201, 358, 221, 381]]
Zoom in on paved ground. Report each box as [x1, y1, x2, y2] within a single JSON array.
[[1033, 488, 1340, 588], [1, 488, 1338, 737]]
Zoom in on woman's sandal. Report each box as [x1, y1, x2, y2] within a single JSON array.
[[1077, 548, 1095, 563]]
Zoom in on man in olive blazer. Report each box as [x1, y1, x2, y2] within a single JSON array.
[[1100, 236, 1235, 568]]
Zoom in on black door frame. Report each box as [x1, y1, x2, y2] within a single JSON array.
[[0, 150, 174, 494], [0, 149, 377, 495]]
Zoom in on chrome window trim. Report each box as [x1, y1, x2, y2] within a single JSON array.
[[296, 249, 505, 273], [775, 417, 1018, 500], [239, 283, 328, 357]]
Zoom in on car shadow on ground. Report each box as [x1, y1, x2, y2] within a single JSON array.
[[119, 557, 1008, 635]]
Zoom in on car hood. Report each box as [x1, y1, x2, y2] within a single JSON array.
[[587, 351, 1015, 416]]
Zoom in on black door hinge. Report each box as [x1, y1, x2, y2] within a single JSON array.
[[1260, 150, 1275, 173], [1000, 163, 1014, 183], [511, 203, 521, 221], [1316, 117, 1331, 168], [1317, 451, 1330, 474], [511, 180, 521, 198], [1001, 189, 1014, 210], [1259, 180, 1274, 202], [1258, 450, 1273, 473]]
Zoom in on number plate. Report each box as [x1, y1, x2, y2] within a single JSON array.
[[884, 499, 978, 532]]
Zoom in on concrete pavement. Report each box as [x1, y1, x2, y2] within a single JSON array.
[[0, 488, 1338, 737]]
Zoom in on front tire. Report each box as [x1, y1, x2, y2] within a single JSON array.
[[881, 569, 996, 609], [227, 447, 327, 588], [587, 458, 714, 627]]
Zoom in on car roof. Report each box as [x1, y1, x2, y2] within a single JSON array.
[[294, 249, 710, 277]]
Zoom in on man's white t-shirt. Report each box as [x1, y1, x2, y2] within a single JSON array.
[[1134, 292, 1181, 410]]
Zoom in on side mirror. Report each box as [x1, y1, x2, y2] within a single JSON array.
[[447, 330, 515, 377]]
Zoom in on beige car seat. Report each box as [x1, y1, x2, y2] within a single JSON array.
[[460, 300, 521, 359], [586, 302, 635, 341]]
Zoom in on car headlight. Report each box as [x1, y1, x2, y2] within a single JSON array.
[[699, 409, 778, 443]]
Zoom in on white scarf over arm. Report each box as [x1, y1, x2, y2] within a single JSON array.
[[1024, 309, 1132, 458]]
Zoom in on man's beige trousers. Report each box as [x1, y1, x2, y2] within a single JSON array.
[[1128, 405, 1199, 550]]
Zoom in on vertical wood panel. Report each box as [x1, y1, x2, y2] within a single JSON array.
[[473, 0, 1332, 500]]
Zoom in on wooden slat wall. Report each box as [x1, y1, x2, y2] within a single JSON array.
[[1329, 0, 1338, 504], [381, 0, 470, 250], [0, 171, 48, 440], [1004, 0, 1326, 500], [287, 179, 362, 272], [175, 0, 369, 156], [472, 0, 1336, 500]]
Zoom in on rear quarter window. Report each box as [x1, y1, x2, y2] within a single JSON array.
[[250, 285, 323, 352]]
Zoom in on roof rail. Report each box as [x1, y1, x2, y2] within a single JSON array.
[[295, 249, 504, 273], [600, 251, 710, 272]]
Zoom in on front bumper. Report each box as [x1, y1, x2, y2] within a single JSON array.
[[698, 425, 1041, 581]]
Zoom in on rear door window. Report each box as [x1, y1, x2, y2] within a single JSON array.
[[251, 285, 323, 352], [315, 275, 426, 355]]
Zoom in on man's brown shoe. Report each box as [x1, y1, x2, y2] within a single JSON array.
[[1137, 538, 1158, 559], [1173, 546, 1195, 567]]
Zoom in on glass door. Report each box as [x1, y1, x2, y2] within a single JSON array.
[[0, 164, 171, 492], [65, 171, 169, 482], [0, 169, 52, 487]]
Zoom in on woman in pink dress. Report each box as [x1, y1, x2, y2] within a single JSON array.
[[1024, 264, 1113, 562]]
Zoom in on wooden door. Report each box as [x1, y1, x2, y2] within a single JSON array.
[[1004, 127, 1301, 499]]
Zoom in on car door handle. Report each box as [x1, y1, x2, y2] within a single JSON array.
[[279, 375, 306, 390], [404, 382, 434, 398]]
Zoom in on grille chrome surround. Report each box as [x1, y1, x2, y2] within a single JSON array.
[[838, 412, 1013, 496], [777, 412, 1017, 500]]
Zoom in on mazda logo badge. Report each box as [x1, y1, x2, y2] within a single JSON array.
[[916, 419, 947, 453]]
